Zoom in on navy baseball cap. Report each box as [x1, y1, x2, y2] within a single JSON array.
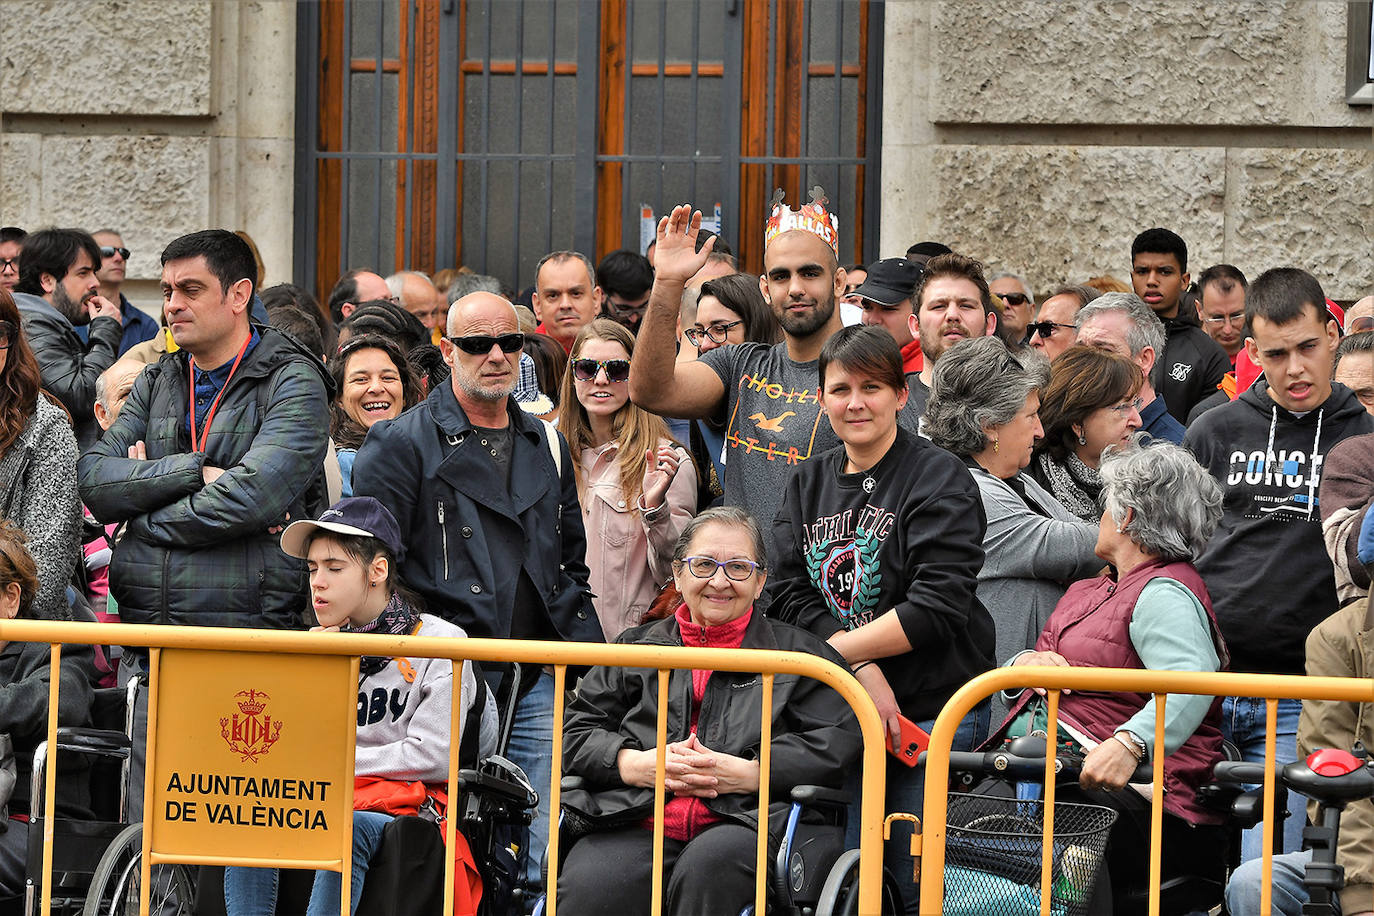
[[850, 257, 923, 306], [280, 497, 404, 559]]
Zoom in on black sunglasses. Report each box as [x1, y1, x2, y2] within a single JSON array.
[[571, 358, 631, 382], [448, 333, 525, 355], [998, 292, 1030, 306], [1026, 320, 1076, 338], [99, 246, 131, 260]]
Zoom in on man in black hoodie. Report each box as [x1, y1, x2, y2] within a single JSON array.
[[1131, 228, 1229, 424], [1184, 267, 1374, 860]]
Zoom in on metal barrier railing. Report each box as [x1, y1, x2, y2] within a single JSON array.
[[917, 666, 1374, 916], [0, 619, 887, 916]]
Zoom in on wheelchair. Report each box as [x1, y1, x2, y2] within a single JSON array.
[[531, 779, 903, 916]]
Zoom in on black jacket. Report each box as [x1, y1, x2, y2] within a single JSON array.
[[1185, 380, 1374, 674], [14, 292, 122, 450], [767, 428, 995, 720], [560, 609, 859, 832], [78, 326, 332, 630], [1, 638, 95, 817], [351, 383, 601, 643], [1151, 310, 1230, 425]]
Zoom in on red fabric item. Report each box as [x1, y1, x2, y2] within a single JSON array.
[[646, 605, 752, 841], [900, 338, 923, 374], [352, 777, 483, 916], [535, 323, 572, 353], [1234, 349, 1262, 399]]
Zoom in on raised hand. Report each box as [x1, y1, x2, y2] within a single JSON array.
[[652, 204, 716, 284], [641, 445, 685, 510]]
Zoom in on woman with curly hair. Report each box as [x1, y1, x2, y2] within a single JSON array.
[[767, 326, 994, 912], [0, 290, 80, 620]]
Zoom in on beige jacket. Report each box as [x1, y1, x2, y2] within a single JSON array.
[[580, 439, 696, 641], [1300, 597, 1374, 915]]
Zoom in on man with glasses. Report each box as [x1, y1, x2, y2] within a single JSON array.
[[853, 256, 924, 373], [0, 227, 25, 294], [1074, 292, 1187, 444], [13, 227, 124, 449], [89, 229, 160, 356], [1195, 264, 1249, 367], [1344, 295, 1374, 336], [596, 249, 653, 334], [352, 291, 600, 891], [1027, 284, 1100, 362], [988, 271, 1035, 346]]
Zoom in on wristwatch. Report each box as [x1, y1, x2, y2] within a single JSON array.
[[1115, 730, 1147, 761]]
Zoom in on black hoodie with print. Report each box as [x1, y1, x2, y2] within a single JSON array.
[[1151, 309, 1230, 425], [1184, 380, 1374, 674]]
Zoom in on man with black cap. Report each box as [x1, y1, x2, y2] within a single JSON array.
[[854, 256, 924, 373]]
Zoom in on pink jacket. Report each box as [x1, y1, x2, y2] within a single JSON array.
[[580, 439, 697, 640]]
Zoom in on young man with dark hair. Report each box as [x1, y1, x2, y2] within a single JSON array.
[[79, 229, 333, 820], [596, 248, 654, 332], [1130, 227, 1229, 424], [909, 252, 999, 415], [12, 227, 124, 448], [1184, 266, 1374, 861]]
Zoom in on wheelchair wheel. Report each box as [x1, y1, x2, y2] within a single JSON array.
[[81, 823, 196, 916], [814, 848, 902, 916]]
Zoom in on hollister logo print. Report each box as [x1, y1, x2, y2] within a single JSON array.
[[221, 689, 283, 763]]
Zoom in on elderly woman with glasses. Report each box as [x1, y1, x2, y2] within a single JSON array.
[[990, 441, 1229, 910], [1029, 345, 1145, 522], [558, 506, 858, 916], [924, 336, 1102, 678]]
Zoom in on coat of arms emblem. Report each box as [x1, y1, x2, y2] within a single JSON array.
[[220, 689, 283, 762]]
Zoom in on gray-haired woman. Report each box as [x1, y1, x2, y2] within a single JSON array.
[[987, 440, 1229, 907], [925, 336, 1102, 674]]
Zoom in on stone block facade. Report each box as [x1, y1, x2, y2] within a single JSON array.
[[0, 0, 296, 307], [881, 0, 1374, 299]]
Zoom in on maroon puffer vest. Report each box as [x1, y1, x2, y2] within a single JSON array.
[[1006, 559, 1229, 825]]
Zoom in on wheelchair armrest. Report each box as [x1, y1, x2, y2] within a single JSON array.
[[789, 784, 851, 810], [1226, 785, 1288, 830], [54, 727, 131, 759]]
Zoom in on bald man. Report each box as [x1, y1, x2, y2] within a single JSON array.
[[351, 292, 600, 888]]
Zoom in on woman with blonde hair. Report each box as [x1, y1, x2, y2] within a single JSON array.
[[559, 319, 696, 639]]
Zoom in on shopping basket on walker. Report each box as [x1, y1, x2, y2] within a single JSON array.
[[941, 792, 1116, 916]]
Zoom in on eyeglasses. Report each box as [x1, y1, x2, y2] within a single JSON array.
[[99, 246, 131, 260], [676, 556, 761, 581], [1349, 316, 1374, 334], [1202, 311, 1246, 328], [998, 292, 1030, 306], [1106, 396, 1144, 416], [684, 320, 744, 347], [448, 333, 525, 355], [0, 259, 17, 273], [571, 358, 631, 383], [604, 298, 648, 319], [1027, 321, 1076, 339]]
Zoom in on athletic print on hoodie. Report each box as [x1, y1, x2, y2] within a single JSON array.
[[803, 504, 897, 627]]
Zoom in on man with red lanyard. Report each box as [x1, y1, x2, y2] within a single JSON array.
[[78, 229, 333, 821]]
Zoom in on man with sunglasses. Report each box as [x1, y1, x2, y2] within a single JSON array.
[[12, 227, 124, 449], [352, 291, 600, 890], [1027, 285, 1099, 362], [88, 229, 160, 356], [988, 271, 1035, 346], [1344, 295, 1374, 336]]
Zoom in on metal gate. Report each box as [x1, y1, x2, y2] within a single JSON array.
[[295, 0, 883, 301]]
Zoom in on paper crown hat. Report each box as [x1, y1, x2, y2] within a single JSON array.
[[764, 186, 840, 256]]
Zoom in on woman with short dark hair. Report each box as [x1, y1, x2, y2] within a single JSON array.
[[768, 325, 994, 912], [1029, 345, 1144, 521]]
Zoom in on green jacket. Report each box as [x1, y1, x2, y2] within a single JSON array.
[[78, 325, 332, 630]]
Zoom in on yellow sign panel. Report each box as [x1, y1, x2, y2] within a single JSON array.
[[148, 648, 356, 864]]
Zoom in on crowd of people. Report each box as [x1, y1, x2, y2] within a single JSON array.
[[0, 190, 1372, 916]]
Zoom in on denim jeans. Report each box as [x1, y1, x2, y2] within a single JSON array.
[[843, 699, 992, 915], [505, 669, 554, 891], [224, 810, 393, 916], [1225, 849, 1316, 916], [1222, 695, 1307, 859]]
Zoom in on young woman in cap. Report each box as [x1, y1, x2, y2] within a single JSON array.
[[224, 496, 496, 916]]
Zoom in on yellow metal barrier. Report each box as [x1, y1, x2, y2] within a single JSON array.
[[0, 618, 887, 916], [918, 666, 1374, 916]]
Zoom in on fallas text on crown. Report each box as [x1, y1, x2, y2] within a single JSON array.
[[764, 186, 840, 257]]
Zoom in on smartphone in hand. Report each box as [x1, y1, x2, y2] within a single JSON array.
[[886, 715, 931, 768]]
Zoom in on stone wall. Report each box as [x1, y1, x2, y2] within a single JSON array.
[[880, 0, 1374, 300], [0, 0, 296, 309]]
